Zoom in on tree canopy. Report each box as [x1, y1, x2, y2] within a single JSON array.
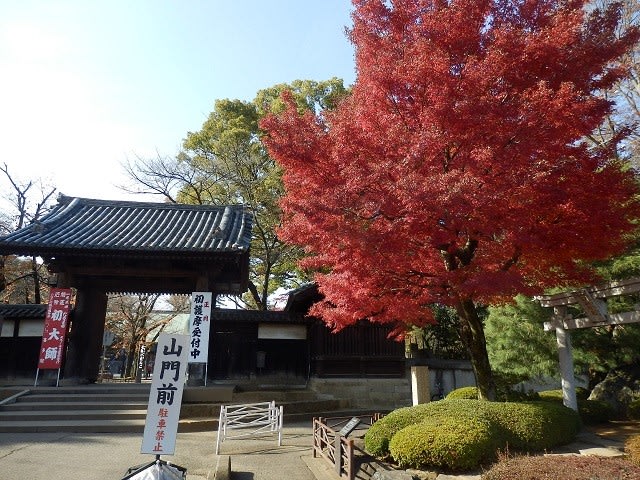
[[262, 0, 640, 399], [124, 78, 348, 309]]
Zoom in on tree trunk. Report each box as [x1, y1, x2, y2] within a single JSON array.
[[0, 255, 5, 292], [455, 298, 496, 401], [31, 256, 41, 304]]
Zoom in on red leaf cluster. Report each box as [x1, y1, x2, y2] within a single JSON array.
[[261, 0, 640, 331]]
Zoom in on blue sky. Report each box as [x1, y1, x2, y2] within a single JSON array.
[[0, 1, 356, 202]]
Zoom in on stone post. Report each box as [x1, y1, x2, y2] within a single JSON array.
[[411, 365, 430, 405]]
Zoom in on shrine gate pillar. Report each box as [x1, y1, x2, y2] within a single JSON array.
[[64, 288, 108, 383]]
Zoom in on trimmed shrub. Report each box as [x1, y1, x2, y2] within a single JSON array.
[[484, 401, 581, 451], [365, 399, 497, 456], [445, 386, 479, 399], [625, 433, 640, 466], [364, 403, 434, 456], [537, 389, 613, 424], [578, 398, 614, 424], [389, 414, 500, 471], [365, 399, 580, 471], [538, 388, 589, 401], [627, 399, 640, 420]]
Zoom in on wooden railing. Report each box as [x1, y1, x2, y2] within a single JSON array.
[[312, 414, 383, 480]]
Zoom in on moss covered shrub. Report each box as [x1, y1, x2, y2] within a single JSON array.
[[389, 414, 500, 471], [445, 386, 479, 399], [625, 433, 640, 466], [481, 453, 640, 479]]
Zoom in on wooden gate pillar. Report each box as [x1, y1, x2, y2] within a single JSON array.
[[63, 288, 107, 383]]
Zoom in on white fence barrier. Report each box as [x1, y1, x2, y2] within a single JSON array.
[[215, 401, 283, 454]]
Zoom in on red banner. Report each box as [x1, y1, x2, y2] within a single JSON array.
[[38, 288, 72, 370]]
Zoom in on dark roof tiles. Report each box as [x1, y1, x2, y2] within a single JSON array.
[[0, 304, 47, 319], [0, 196, 252, 256]]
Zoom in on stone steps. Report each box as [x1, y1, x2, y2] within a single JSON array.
[[0, 384, 350, 433]]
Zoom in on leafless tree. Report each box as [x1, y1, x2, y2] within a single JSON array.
[[0, 163, 57, 303], [105, 293, 189, 377], [589, 0, 639, 165]]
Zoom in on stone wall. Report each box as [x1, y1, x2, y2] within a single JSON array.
[[308, 377, 412, 410]]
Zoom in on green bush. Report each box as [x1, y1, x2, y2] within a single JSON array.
[[364, 403, 434, 456], [365, 399, 581, 471], [537, 389, 613, 424], [445, 386, 479, 399], [445, 385, 539, 402], [627, 399, 640, 420], [538, 388, 590, 401], [485, 401, 581, 451], [578, 399, 614, 424], [389, 414, 500, 471]]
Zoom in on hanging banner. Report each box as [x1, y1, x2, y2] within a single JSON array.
[[188, 291, 211, 363], [38, 288, 72, 370], [141, 333, 189, 455]]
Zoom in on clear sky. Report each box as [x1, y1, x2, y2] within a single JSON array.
[[0, 1, 356, 203]]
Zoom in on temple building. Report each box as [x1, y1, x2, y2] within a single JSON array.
[[0, 196, 407, 397]]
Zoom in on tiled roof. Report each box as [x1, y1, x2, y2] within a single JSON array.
[[211, 309, 307, 324], [0, 196, 252, 257], [0, 303, 47, 319], [284, 283, 322, 312]]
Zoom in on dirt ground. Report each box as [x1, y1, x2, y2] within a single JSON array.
[[587, 420, 640, 444]]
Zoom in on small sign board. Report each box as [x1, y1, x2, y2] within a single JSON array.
[[188, 292, 212, 363], [338, 417, 361, 437], [141, 333, 189, 455]]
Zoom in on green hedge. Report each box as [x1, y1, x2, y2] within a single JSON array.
[[445, 386, 479, 400], [364, 403, 434, 456], [364, 399, 581, 471], [389, 414, 500, 471], [485, 401, 581, 451], [627, 399, 640, 420], [537, 389, 613, 424]]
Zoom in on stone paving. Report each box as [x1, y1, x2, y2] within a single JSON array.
[[0, 418, 634, 480]]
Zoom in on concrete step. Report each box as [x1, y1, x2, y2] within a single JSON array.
[[15, 393, 150, 403], [0, 409, 147, 422], [0, 419, 146, 433], [0, 416, 216, 434], [0, 384, 352, 433], [1, 401, 148, 411]]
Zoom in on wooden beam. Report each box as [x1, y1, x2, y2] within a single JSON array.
[[544, 310, 640, 331], [537, 276, 640, 307]]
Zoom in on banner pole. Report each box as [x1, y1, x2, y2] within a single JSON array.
[[34, 368, 40, 387], [56, 368, 61, 387], [204, 363, 208, 386]]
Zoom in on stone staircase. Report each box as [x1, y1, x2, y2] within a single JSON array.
[[0, 383, 350, 434]]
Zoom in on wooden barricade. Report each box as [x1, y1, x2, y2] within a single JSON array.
[[312, 414, 383, 480], [215, 401, 283, 454]]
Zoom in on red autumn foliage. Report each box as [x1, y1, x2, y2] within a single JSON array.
[[261, 0, 640, 396]]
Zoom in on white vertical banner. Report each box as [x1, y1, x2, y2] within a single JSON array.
[[188, 291, 212, 363], [141, 333, 189, 455]]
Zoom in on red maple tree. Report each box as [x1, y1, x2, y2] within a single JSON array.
[[261, 0, 640, 399]]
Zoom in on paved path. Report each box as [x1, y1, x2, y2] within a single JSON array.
[[0, 421, 334, 480], [0, 422, 630, 480]]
